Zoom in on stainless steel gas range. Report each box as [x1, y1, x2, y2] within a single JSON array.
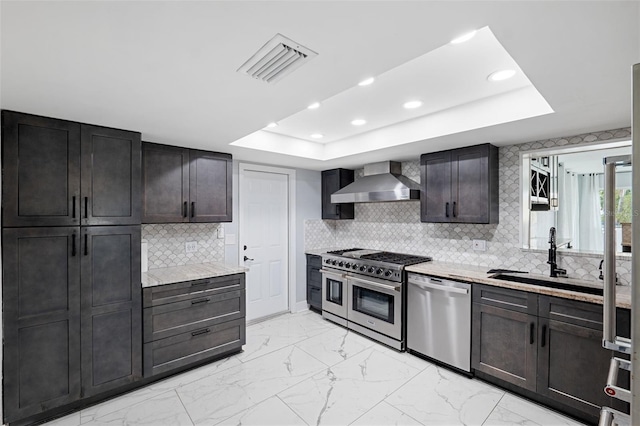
[[320, 248, 431, 350]]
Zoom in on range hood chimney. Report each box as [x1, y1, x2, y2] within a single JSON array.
[[331, 161, 420, 203]]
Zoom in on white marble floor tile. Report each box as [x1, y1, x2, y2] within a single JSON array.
[[80, 385, 161, 424], [177, 345, 326, 425], [278, 347, 422, 426], [79, 355, 241, 424], [238, 312, 334, 362], [484, 393, 586, 426], [350, 401, 423, 426], [216, 396, 307, 426], [375, 344, 434, 371], [43, 411, 81, 426], [295, 327, 374, 366], [385, 365, 504, 425], [87, 391, 193, 425]]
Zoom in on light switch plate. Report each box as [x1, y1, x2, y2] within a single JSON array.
[[473, 239, 487, 251], [217, 227, 225, 239], [185, 241, 198, 253]]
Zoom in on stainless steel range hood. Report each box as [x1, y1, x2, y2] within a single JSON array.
[[331, 161, 420, 203]]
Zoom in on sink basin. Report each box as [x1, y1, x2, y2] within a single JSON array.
[[491, 273, 603, 296]]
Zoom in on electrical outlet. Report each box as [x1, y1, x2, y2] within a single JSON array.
[[217, 227, 225, 239], [185, 241, 198, 253], [473, 239, 487, 251]]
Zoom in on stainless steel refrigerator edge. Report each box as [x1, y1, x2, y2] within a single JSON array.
[[631, 62, 640, 425]]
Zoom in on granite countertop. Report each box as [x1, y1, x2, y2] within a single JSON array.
[[142, 262, 249, 288], [406, 261, 631, 309]]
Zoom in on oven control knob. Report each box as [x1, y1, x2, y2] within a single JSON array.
[[359, 266, 367, 272], [331, 260, 337, 265], [324, 259, 330, 264], [344, 262, 351, 268], [367, 267, 375, 273], [384, 270, 393, 277], [338, 261, 344, 267], [376, 268, 383, 275], [352, 264, 358, 270]]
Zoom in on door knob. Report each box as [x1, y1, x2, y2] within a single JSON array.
[[244, 255, 254, 261]]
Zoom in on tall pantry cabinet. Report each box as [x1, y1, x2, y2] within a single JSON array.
[[1, 111, 142, 424]]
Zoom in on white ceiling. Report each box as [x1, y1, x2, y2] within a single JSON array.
[[1, 1, 639, 171]]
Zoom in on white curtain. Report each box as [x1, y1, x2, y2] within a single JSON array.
[[557, 166, 580, 248], [578, 173, 603, 252]]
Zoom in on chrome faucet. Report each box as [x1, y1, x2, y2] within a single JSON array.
[[548, 227, 567, 278]]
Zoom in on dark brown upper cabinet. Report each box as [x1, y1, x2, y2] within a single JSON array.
[[142, 142, 232, 223], [2, 111, 141, 227], [321, 168, 354, 220], [420, 143, 499, 224]]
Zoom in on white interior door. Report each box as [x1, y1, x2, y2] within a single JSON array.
[[240, 168, 289, 321]]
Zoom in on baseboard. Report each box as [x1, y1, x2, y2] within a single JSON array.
[[294, 300, 309, 313]]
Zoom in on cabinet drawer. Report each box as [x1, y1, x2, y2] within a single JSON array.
[[144, 318, 245, 377], [306, 254, 322, 268], [473, 284, 537, 315], [307, 266, 321, 285], [143, 273, 245, 307], [308, 285, 321, 310], [144, 289, 244, 342], [539, 296, 630, 336]]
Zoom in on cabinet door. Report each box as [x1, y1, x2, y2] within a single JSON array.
[[2, 227, 81, 423], [81, 125, 141, 225], [420, 151, 452, 223], [472, 303, 537, 391], [321, 169, 354, 220], [2, 111, 81, 227], [189, 150, 232, 222], [80, 226, 142, 397], [450, 144, 498, 224], [537, 297, 628, 417], [142, 143, 190, 223]]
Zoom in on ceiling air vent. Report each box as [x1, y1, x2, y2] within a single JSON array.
[[237, 33, 317, 84]]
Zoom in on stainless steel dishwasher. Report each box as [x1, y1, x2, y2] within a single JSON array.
[[406, 273, 471, 372]]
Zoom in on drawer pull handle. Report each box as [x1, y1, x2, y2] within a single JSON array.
[[191, 298, 211, 305], [191, 328, 210, 337], [541, 324, 547, 347], [190, 281, 209, 287]]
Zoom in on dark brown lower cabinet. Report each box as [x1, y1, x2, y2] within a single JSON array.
[[306, 254, 322, 311], [143, 274, 246, 377], [2, 225, 142, 424], [81, 226, 142, 397], [472, 284, 630, 423], [2, 227, 81, 423], [472, 303, 537, 392], [536, 296, 630, 418]]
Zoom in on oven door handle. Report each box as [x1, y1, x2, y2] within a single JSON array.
[[319, 269, 346, 278], [408, 279, 469, 295], [349, 275, 402, 292]]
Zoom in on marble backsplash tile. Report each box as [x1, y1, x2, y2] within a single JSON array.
[[305, 127, 632, 285], [142, 223, 225, 269]]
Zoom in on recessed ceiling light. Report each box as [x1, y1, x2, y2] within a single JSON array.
[[307, 102, 320, 109], [488, 69, 516, 82], [403, 100, 423, 109], [358, 77, 375, 86], [310, 133, 324, 139], [351, 119, 367, 126], [266, 122, 278, 128], [450, 30, 477, 45]]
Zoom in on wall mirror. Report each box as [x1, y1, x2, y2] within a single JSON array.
[[520, 139, 632, 255]]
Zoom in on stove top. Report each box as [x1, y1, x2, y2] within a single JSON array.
[[325, 248, 431, 266], [322, 248, 431, 282]]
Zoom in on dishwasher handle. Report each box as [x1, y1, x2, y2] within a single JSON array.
[[408, 276, 469, 295]]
